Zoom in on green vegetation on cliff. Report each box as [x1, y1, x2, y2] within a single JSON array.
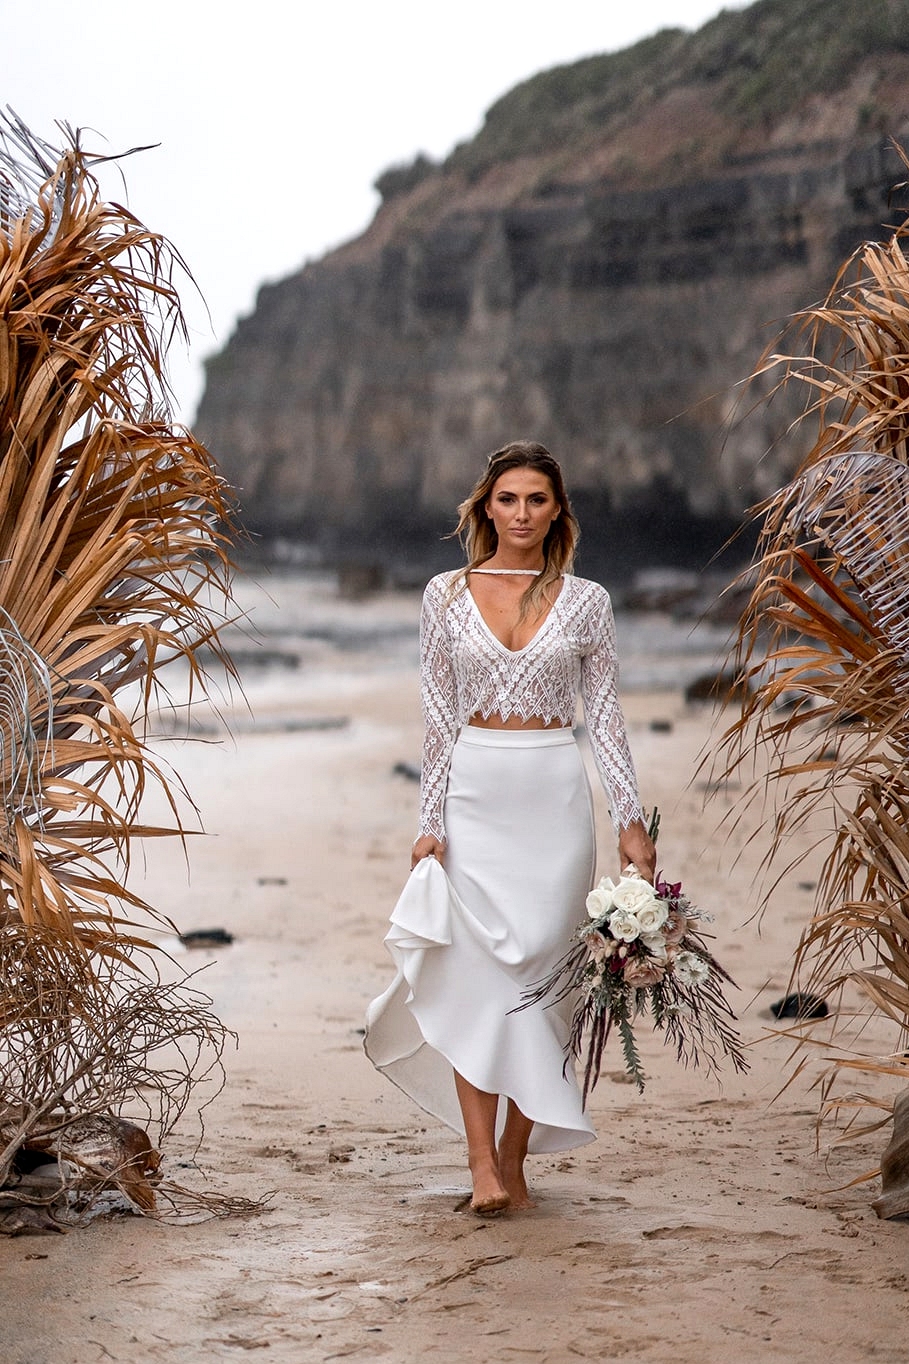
[[446, 0, 909, 179]]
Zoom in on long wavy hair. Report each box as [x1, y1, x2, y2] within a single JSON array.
[[451, 441, 579, 618]]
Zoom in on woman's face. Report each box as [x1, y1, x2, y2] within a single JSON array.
[[486, 467, 560, 555]]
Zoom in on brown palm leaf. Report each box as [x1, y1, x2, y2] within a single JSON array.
[[716, 150, 909, 1107], [0, 113, 236, 955]]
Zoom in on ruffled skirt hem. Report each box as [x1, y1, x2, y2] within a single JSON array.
[[365, 727, 597, 1155]]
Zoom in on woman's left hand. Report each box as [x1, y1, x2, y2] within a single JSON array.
[[411, 834, 446, 869], [619, 820, 657, 883]]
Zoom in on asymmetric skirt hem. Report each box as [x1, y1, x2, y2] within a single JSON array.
[[365, 726, 598, 1155]]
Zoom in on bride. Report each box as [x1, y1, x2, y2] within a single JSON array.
[[365, 441, 655, 1214]]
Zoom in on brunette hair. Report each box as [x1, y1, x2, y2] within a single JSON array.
[[451, 441, 579, 618]]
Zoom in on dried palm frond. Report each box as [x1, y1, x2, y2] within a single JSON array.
[[0, 111, 236, 953], [0, 115, 242, 1226], [715, 148, 909, 1110], [0, 111, 61, 242]]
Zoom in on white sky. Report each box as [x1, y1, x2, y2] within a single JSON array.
[[4, 1, 747, 418]]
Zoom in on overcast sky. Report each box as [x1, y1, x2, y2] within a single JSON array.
[[4, 1, 747, 418]]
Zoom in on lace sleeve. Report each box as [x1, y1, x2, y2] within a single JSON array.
[[581, 591, 644, 833], [418, 577, 459, 842]]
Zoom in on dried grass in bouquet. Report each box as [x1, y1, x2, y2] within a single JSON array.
[[0, 112, 241, 1225], [518, 811, 747, 1096], [714, 146, 909, 1214]]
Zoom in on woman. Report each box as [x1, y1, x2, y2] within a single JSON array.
[[365, 441, 655, 1214]]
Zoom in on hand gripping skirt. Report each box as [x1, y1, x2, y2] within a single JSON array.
[[365, 726, 598, 1153]]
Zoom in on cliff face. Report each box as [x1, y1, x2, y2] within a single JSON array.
[[197, 0, 909, 579]]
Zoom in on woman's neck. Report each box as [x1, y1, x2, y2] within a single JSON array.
[[481, 553, 546, 572]]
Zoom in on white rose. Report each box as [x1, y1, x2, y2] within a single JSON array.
[[674, 950, 710, 987], [610, 875, 661, 921], [608, 906, 641, 942], [640, 932, 668, 962], [635, 896, 670, 935], [586, 884, 614, 920]]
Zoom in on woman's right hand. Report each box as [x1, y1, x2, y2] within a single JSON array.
[[411, 835, 445, 869]]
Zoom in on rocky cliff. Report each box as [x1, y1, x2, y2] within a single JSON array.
[[197, 0, 909, 580]]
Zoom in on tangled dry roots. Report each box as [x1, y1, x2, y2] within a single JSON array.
[[0, 923, 233, 1226]]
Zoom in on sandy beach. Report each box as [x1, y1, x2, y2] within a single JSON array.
[[1, 569, 907, 1364]]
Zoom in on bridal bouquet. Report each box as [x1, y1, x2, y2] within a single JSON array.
[[520, 827, 747, 1095]]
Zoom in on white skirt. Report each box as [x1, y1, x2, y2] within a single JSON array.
[[365, 726, 598, 1153]]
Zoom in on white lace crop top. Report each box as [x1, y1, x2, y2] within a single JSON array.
[[418, 570, 644, 842]]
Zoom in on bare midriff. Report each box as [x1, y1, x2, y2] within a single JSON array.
[[467, 712, 570, 731]]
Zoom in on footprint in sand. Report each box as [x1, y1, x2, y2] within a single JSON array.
[[643, 1225, 790, 1242]]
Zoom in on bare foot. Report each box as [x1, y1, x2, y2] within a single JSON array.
[[468, 1154, 510, 1216], [497, 1151, 536, 1210]]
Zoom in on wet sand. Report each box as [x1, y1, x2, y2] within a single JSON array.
[[1, 573, 906, 1364]]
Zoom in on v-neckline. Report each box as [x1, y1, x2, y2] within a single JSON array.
[[465, 575, 567, 655]]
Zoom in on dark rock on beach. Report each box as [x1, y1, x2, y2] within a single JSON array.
[[179, 928, 235, 949], [684, 670, 750, 705], [392, 761, 421, 783], [769, 992, 829, 1021]]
